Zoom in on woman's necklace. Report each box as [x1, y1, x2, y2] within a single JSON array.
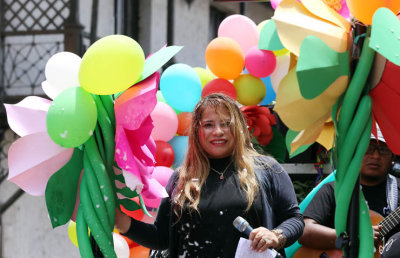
[[210, 160, 233, 180]]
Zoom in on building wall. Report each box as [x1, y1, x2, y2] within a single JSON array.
[[1, 1, 273, 257]]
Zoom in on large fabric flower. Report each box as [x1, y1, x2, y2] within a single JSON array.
[[240, 105, 277, 145], [268, 0, 351, 153], [5, 96, 73, 196], [114, 72, 168, 200]]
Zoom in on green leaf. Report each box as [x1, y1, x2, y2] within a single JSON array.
[[297, 36, 349, 99], [115, 173, 125, 183], [45, 148, 83, 228], [137, 46, 184, 83], [118, 198, 141, 211], [370, 8, 400, 66], [259, 20, 285, 51], [139, 194, 153, 218], [262, 127, 287, 163], [117, 187, 138, 198], [286, 129, 312, 158]]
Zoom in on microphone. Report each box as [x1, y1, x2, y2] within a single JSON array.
[[233, 216, 253, 237], [233, 216, 283, 258]]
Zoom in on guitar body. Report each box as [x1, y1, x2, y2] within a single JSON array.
[[294, 210, 384, 258]]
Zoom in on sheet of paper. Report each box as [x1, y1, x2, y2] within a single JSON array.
[[235, 237, 278, 258]]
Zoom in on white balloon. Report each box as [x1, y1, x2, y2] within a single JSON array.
[[270, 54, 290, 93], [113, 232, 130, 258], [44, 52, 81, 95]]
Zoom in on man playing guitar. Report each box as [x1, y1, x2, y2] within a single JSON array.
[[297, 130, 400, 257]]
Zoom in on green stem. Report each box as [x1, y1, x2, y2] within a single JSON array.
[[85, 136, 116, 228], [76, 204, 94, 258], [80, 175, 116, 257], [83, 149, 113, 233]]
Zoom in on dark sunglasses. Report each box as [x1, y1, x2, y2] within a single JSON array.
[[365, 143, 392, 156]]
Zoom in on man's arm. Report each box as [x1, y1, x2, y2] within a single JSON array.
[[298, 218, 337, 249]]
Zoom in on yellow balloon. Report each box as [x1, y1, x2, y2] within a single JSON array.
[[193, 67, 214, 88], [233, 74, 266, 105], [68, 221, 78, 247], [79, 35, 145, 95]]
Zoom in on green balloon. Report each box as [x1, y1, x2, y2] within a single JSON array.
[[47, 87, 97, 148]]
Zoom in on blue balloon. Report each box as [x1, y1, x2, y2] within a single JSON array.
[[168, 136, 189, 169], [260, 76, 276, 105], [160, 64, 202, 112]]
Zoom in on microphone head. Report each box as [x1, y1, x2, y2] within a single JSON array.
[[233, 216, 248, 233]]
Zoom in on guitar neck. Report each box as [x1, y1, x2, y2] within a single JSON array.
[[379, 206, 400, 237]]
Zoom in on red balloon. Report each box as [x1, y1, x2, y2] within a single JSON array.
[[177, 112, 192, 136], [155, 140, 175, 167], [201, 78, 237, 100]]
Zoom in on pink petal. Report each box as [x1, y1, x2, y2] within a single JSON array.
[[4, 96, 51, 137], [114, 73, 158, 131], [115, 119, 167, 199], [7, 132, 73, 196]]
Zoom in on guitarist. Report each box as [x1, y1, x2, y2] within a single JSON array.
[[298, 130, 400, 254]]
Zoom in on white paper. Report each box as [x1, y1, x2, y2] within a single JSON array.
[[235, 237, 278, 258]]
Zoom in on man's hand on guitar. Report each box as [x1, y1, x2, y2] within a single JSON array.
[[372, 225, 382, 244]]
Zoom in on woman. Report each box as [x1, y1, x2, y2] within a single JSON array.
[[116, 93, 304, 257]]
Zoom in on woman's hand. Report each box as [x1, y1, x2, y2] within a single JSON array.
[[249, 227, 280, 252], [114, 208, 131, 234]]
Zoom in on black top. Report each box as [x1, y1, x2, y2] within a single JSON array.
[[175, 156, 263, 257], [123, 155, 304, 257], [304, 180, 399, 227]]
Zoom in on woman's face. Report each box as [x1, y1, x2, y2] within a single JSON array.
[[198, 107, 235, 159]]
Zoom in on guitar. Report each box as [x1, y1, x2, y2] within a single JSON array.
[[294, 207, 400, 258]]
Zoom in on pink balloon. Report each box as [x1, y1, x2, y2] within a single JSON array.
[[218, 14, 259, 55], [245, 47, 277, 78], [150, 102, 178, 141], [152, 166, 174, 187], [143, 166, 174, 208]]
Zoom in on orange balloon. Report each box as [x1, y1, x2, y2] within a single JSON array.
[[130, 245, 150, 258], [346, 0, 400, 25], [205, 37, 244, 80], [177, 112, 192, 136]]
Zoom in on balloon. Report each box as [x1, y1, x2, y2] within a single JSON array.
[[233, 74, 266, 106], [113, 233, 130, 258], [177, 112, 192, 136], [79, 35, 145, 95], [260, 76, 276, 105], [44, 52, 81, 98], [150, 102, 178, 141], [202, 78, 237, 100], [346, 0, 400, 25], [160, 63, 202, 112], [152, 166, 174, 187], [130, 246, 150, 258], [245, 46, 276, 78], [169, 136, 189, 169], [155, 140, 175, 167], [68, 220, 78, 247], [205, 37, 244, 80], [46, 87, 97, 148], [218, 14, 259, 55], [194, 67, 214, 88]]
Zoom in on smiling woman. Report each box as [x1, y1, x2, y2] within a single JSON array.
[[115, 93, 304, 257]]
